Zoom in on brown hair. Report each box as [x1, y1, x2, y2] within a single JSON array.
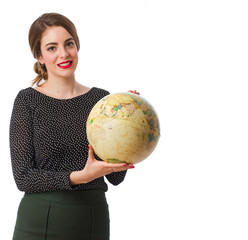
[[29, 13, 80, 86]]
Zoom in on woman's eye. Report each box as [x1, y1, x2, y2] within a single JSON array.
[[66, 41, 74, 47], [47, 46, 56, 51]]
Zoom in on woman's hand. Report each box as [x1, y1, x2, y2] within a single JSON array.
[[128, 90, 140, 95], [70, 145, 134, 185]]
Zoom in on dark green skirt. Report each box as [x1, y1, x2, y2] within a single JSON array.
[[13, 190, 109, 240]]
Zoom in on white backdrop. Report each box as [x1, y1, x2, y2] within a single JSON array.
[[1, 0, 248, 239]]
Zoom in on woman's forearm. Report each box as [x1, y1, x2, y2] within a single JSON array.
[[69, 170, 89, 185]]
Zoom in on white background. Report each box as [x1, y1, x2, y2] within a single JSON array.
[[1, 0, 248, 239]]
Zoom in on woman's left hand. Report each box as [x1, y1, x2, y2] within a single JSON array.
[[128, 90, 140, 95]]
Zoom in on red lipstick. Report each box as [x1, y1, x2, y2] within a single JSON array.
[[57, 61, 73, 69]]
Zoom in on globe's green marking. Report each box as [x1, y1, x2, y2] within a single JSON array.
[[130, 96, 143, 106], [113, 104, 123, 112], [112, 104, 124, 117], [149, 119, 155, 128], [107, 158, 126, 163], [143, 108, 153, 117], [148, 133, 159, 143]]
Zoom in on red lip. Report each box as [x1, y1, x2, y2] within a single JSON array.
[[57, 61, 73, 69]]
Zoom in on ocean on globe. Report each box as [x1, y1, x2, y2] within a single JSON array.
[[86, 92, 160, 164]]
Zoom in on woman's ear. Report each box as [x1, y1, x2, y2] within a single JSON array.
[[38, 55, 44, 65]]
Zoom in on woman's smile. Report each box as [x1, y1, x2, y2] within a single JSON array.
[[57, 61, 73, 69]]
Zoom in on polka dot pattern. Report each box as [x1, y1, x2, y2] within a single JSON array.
[[10, 87, 127, 193]]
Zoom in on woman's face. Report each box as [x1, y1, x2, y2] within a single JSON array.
[[38, 26, 78, 81]]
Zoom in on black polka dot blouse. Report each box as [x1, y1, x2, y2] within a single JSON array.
[[9, 87, 127, 193]]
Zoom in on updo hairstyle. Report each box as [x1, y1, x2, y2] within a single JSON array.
[[29, 13, 80, 86]]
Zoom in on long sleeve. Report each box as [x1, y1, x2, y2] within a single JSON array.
[[9, 92, 73, 193], [105, 171, 127, 186], [10, 87, 127, 194]]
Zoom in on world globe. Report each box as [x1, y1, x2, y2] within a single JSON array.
[[86, 92, 160, 164]]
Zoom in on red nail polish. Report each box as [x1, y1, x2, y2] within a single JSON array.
[[123, 164, 127, 166], [88, 145, 90, 149], [129, 165, 135, 169]]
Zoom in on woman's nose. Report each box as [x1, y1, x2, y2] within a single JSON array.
[[59, 47, 69, 58]]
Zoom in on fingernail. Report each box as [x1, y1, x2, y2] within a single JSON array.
[[88, 145, 91, 149], [123, 164, 127, 166], [129, 165, 135, 169]]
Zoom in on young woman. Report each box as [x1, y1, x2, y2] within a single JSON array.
[[10, 13, 138, 240]]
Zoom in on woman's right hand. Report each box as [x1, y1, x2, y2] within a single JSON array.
[[69, 145, 134, 185]]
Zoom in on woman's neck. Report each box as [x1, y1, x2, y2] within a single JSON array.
[[35, 75, 90, 99]]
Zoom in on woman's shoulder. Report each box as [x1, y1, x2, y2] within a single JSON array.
[[91, 87, 110, 97], [14, 87, 34, 101], [14, 87, 43, 109]]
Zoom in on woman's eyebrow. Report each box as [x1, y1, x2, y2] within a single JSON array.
[[65, 37, 74, 43], [45, 42, 58, 47]]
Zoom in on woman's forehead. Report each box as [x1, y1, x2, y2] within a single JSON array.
[[41, 26, 73, 46]]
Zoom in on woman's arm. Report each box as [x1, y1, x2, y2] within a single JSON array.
[[69, 145, 133, 185], [10, 92, 72, 193]]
